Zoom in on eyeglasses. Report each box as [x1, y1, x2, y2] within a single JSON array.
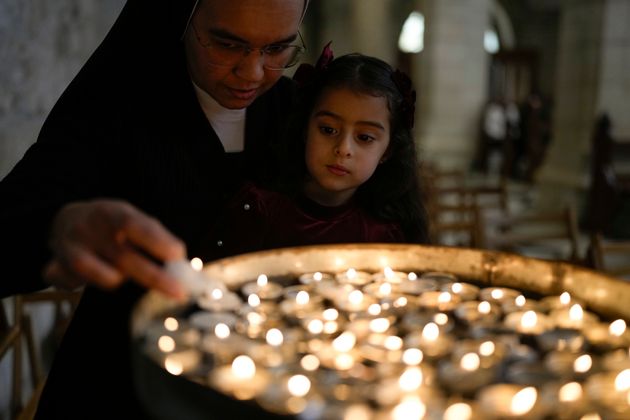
[[191, 22, 306, 71]]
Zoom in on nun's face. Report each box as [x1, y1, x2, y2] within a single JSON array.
[[185, 0, 304, 109]]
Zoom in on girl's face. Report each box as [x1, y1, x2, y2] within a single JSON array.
[[304, 87, 391, 206]]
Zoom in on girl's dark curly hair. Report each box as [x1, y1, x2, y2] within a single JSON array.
[[277, 53, 428, 243]]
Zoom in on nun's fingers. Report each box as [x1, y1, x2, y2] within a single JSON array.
[[49, 199, 186, 298], [43, 249, 123, 291]]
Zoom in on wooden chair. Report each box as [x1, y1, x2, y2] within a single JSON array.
[[1, 288, 82, 419], [422, 160, 517, 246], [1, 296, 44, 420], [586, 233, 630, 279], [435, 183, 508, 214], [422, 163, 508, 249], [479, 205, 581, 263], [21, 287, 83, 349], [428, 203, 483, 248]]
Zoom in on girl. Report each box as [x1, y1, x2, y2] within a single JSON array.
[[199, 46, 427, 259]]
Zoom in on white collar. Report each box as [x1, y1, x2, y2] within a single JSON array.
[[191, 82, 246, 122]]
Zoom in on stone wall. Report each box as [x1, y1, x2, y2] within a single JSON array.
[[0, 1, 124, 417], [0, 0, 125, 179]]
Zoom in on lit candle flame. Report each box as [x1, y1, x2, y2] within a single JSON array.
[[296, 290, 310, 305], [164, 317, 179, 332], [398, 367, 423, 391], [460, 353, 480, 371], [348, 290, 364, 305], [346, 268, 357, 280], [478, 301, 492, 314], [307, 319, 324, 334], [323, 308, 339, 321], [323, 321, 339, 334], [452, 282, 463, 294], [334, 353, 355, 370], [615, 369, 630, 391], [569, 304, 583, 321], [444, 403, 472, 420], [394, 297, 408, 308], [491, 289, 504, 300], [479, 340, 496, 356], [300, 354, 320, 371], [210, 288, 223, 300], [369, 318, 390, 333], [610, 319, 627, 337], [266, 328, 284, 346], [384, 266, 394, 280], [402, 348, 423, 365], [287, 374, 311, 397], [257, 274, 268, 287], [368, 303, 381, 316], [158, 335, 176, 353], [246, 312, 264, 326], [379, 282, 392, 296], [559, 382, 582, 402], [384, 335, 403, 351], [164, 357, 184, 375], [573, 354, 592, 373], [392, 396, 426, 420], [190, 257, 203, 271], [408, 272, 418, 281], [313, 272, 323, 281], [510, 387, 537, 415], [344, 405, 371, 419], [515, 295, 526, 307], [214, 323, 230, 339], [521, 311, 538, 329], [438, 292, 452, 304], [333, 331, 356, 352], [560, 292, 571, 305], [434, 313, 449, 325], [421, 322, 439, 342], [232, 355, 256, 380], [248, 294, 261, 307]]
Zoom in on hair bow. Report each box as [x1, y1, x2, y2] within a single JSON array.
[[292, 41, 334, 88], [391, 69, 416, 129]]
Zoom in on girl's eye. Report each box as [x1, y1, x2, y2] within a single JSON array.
[[357, 134, 376, 142], [319, 126, 337, 136]]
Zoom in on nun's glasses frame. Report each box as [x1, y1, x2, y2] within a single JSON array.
[[191, 22, 306, 71]]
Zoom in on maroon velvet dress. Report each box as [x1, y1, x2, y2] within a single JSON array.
[[198, 182, 405, 261]]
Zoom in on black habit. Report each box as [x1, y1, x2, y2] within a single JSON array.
[[0, 0, 296, 418]]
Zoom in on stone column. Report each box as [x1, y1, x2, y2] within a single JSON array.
[[413, 0, 491, 170], [596, 0, 630, 137], [350, 0, 396, 63], [536, 0, 630, 210]]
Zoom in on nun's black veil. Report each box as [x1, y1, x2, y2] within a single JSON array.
[[1, 0, 201, 298], [42, 0, 198, 123], [14, 1, 296, 418]]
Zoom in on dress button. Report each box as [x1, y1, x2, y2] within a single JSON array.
[[217, 240, 223, 247], [243, 203, 251, 211]]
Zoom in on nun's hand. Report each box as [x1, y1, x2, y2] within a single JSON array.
[[44, 199, 187, 299]]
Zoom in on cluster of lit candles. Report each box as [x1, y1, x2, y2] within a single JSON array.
[[142, 258, 630, 419]]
